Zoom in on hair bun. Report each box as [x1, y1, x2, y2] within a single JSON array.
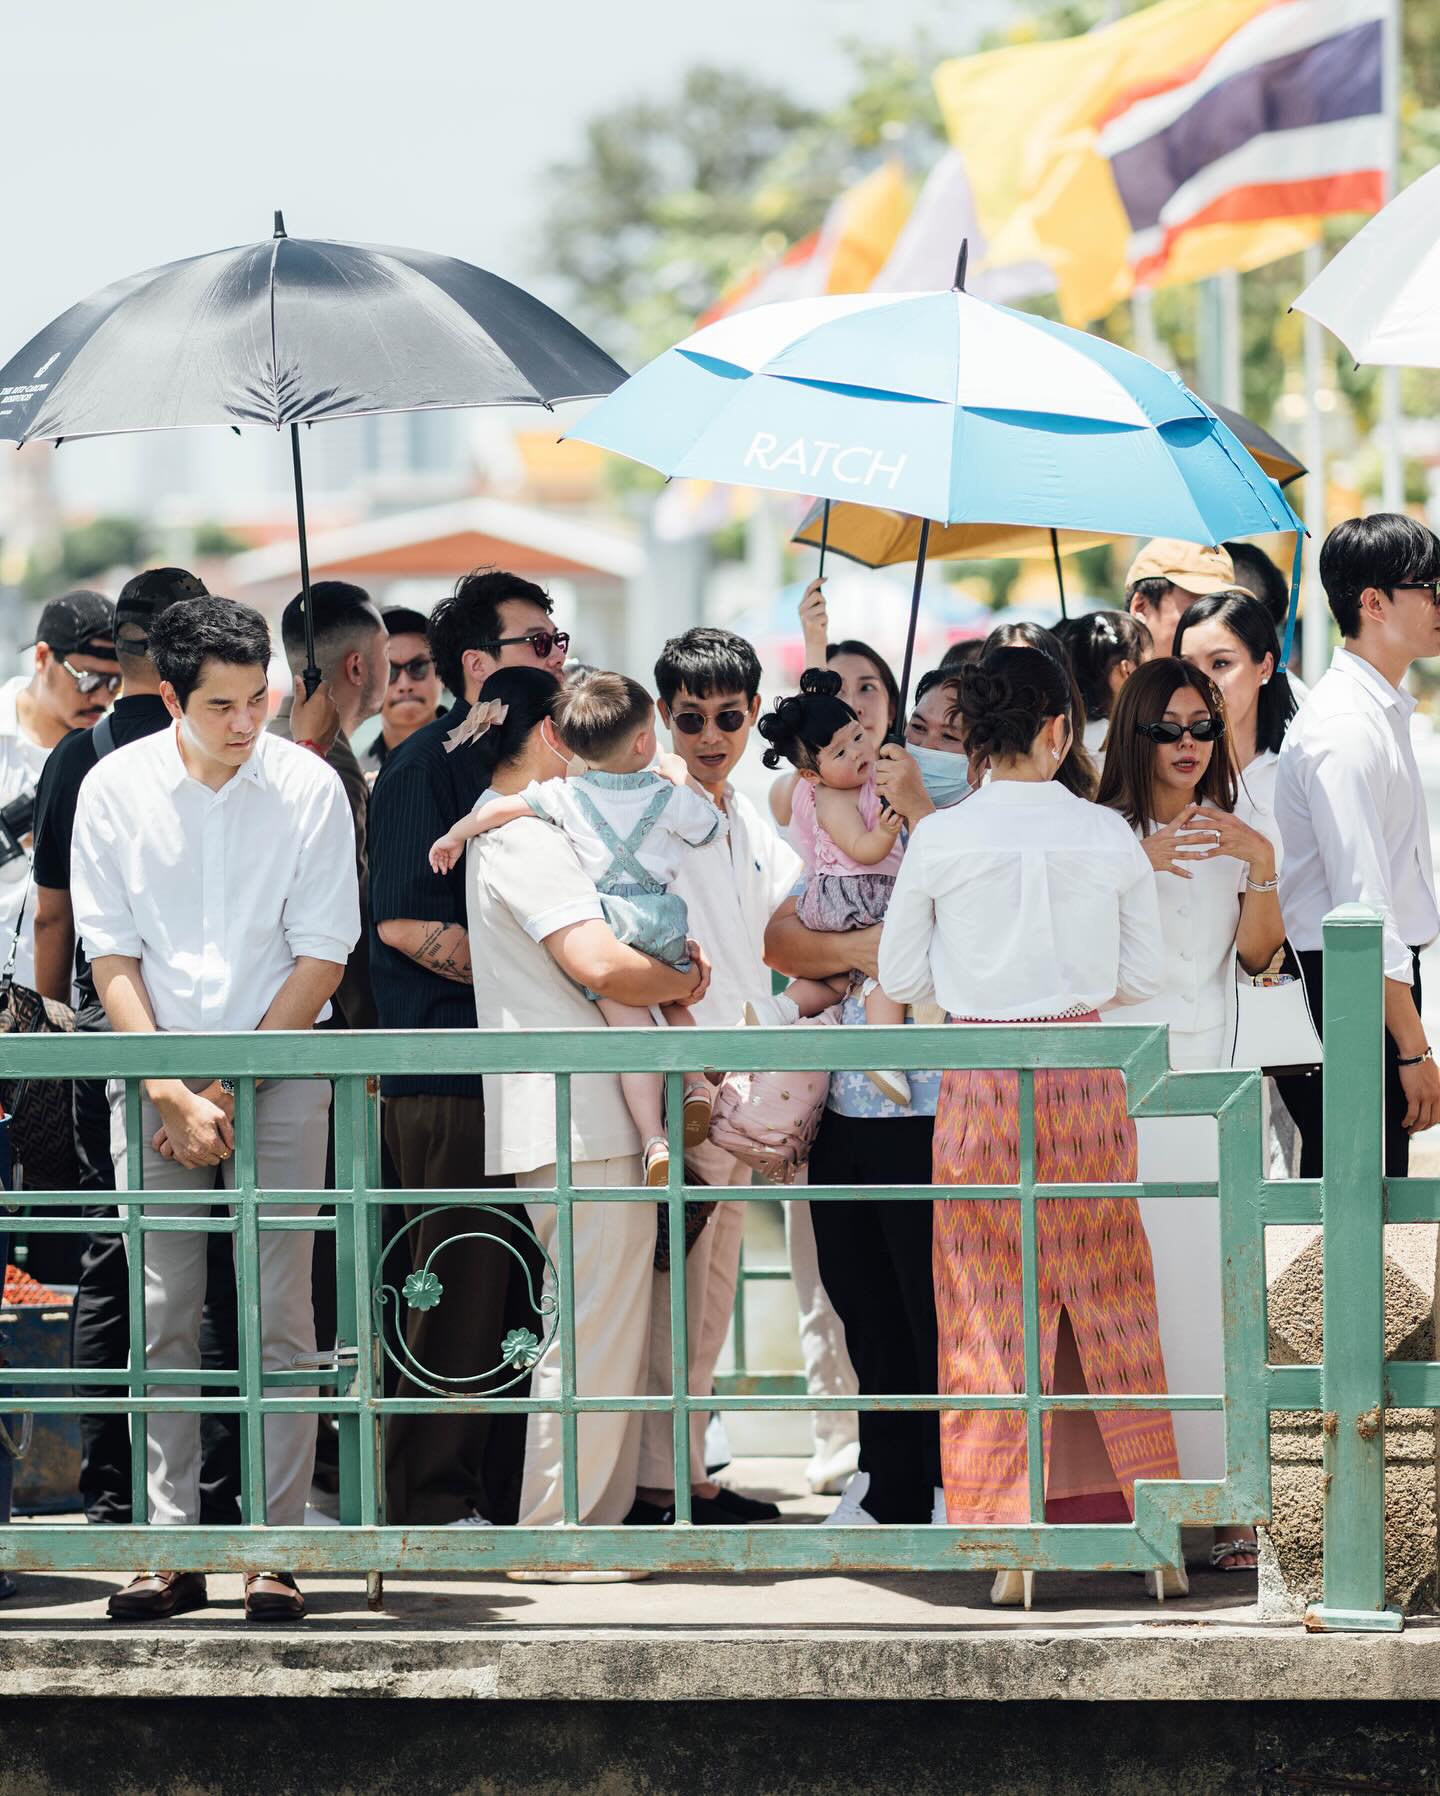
[[799, 666, 843, 700]]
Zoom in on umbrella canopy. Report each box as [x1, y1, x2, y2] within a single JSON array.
[[1209, 402, 1304, 488], [1292, 162, 1440, 366], [570, 283, 1302, 705], [0, 214, 625, 686]]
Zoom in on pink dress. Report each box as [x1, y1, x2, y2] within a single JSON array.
[[792, 777, 904, 935]]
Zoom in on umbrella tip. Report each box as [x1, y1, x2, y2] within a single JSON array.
[[273, 210, 287, 239], [952, 239, 969, 293]]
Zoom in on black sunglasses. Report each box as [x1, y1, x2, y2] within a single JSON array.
[[387, 654, 434, 684], [670, 708, 749, 736], [1391, 581, 1440, 605], [1135, 717, 1225, 745], [480, 630, 570, 660]]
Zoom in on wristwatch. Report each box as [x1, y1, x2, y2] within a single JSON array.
[[217, 1078, 237, 1099]]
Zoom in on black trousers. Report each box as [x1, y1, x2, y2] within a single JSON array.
[[808, 1108, 939, 1524], [1275, 948, 1421, 1180]]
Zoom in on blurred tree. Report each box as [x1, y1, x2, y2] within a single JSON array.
[[24, 515, 150, 596], [191, 521, 250, 557]]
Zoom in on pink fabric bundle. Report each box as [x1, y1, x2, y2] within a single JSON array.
[[706, 1006, 842, 1184]]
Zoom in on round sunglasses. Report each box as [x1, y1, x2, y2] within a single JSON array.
[[387, 654, 435, 683], [669, 708, 749, 736], [1135, 717, 1225, 745]]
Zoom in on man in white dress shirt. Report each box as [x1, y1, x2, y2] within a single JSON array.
[[1275, 514, 1440, 1177], [71, 599, 360, 1623]]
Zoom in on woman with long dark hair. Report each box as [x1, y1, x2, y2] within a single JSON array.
[[880, 647, 1180, 1606], [1174, 587, 1297, 836], [1097, 657, 1285, 1573]]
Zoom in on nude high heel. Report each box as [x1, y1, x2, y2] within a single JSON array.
[[989, 1568, 1035, 1610], [1145, 1562, 1189, 1603]]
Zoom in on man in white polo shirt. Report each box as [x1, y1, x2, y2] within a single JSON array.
[[1276, 513, 1440, 1178], [71, 598, 359, 1624]]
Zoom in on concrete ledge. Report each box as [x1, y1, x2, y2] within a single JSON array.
[[4, 1621, 1440, 1703]]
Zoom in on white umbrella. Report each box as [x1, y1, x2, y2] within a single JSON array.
[[1293, 162, 1440, 366]]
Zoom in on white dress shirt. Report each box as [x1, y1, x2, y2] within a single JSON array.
[[71, 724, 360, 1033], [668, 782, 803, 1028], [1275, 648, 1439, 983], [879, 779, 1164, 1020], [0, 673, 53, 988]]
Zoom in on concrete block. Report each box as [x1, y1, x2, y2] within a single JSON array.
[[1258, 1225, 1440, 1619]]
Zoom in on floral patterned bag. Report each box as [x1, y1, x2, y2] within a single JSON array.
[[706, 1005, 842, 1184]]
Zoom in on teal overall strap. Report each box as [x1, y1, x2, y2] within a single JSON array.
[[571, 783, 673, 892]]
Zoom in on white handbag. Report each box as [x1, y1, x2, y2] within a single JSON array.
[[1229, 942, 1323, 1075]]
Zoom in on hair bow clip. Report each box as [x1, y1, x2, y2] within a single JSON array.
[[444, 698, 509, 755]]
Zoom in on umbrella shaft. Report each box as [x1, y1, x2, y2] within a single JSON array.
[[290, 424, 320, 698], [897, 517, 931, 722]]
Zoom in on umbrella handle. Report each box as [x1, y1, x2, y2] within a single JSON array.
[[1281, 529, 1303, 670], [1051, 528, 1067, 620], [290, 423, 322, 700]]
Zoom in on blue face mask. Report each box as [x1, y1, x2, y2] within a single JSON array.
[[907, 742, 972, 808]]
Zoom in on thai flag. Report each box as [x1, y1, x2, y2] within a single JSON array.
[[1098, 0, 1389, 286]]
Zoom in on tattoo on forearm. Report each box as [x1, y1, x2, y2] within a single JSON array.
[[415, 923, 473, 984]]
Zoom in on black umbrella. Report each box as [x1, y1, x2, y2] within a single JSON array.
[[0, 213, 626, 691]]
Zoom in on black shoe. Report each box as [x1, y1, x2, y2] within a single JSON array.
[[691, 1488, 782, 1524], [622, 1498, 675, 1526]]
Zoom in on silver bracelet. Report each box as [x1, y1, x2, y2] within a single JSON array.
[[1246, 874, 1279, 893]]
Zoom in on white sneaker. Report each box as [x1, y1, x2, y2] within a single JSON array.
[[866, 1069, 912, 1106], [806, 1439, 862, 1496], [506, 1569, 650, 1583], [821, 1470, 877, 1526], [743, 994, 801, 1028], [444, 1513, 495, 1529], [931, 1486, 947, 1526]]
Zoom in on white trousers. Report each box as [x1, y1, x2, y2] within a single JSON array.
[[786, 1196, 860, 1486], [110, 1078, 329, 1528], [516, 1154, 653, 1526]]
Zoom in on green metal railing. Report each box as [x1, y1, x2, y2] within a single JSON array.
[[0, 908, 1422, 1628]]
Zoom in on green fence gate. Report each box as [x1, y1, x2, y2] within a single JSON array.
[[0, 907, 1423, 1628]]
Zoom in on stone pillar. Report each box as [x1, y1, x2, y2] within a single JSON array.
[[1258, 1223, 1439, 1618]]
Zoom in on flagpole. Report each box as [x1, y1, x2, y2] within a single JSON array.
[[1217, 269, 1243, 412], [1301, 240, 1329, 693], [1378, 0, 1404, 511]]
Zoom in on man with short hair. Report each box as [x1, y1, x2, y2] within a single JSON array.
[[626, 627, 806, 1523], [72, 597, 359, 1622], [273, 580, 388, 1030], [30, 568, 242, 1529], [366, 606, 446, 774], [367, 567, 565, 1526], [0, 589, 117, 989], [1123, 539, 1237, 657], [1276, 514, 1440, 1177]]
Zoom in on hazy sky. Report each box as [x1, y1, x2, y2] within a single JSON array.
[[5, 0, 1008, 353]]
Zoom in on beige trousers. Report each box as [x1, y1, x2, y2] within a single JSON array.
[[515, 1154, 653, 1526]]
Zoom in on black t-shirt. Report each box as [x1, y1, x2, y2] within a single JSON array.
[[31, 694, 173, 1001], [368, 696, 491, 1098]]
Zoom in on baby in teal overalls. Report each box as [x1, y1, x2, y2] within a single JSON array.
[[431, 669, 726, 1188]]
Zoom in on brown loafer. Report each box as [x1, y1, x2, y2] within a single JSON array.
[[244, 1571, 306, 1622], [107, 1570, 208, 1621]]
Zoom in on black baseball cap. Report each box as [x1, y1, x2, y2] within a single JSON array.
[[25, 589, 117, 661], [114, 567, 209, 652], [381, 605, 430, 637]]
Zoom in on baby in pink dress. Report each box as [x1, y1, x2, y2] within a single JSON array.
[[753, 667, 911, 1105]]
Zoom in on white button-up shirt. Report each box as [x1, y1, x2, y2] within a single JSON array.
[[879, 779, 1164, 1020], [0, 673, 53, 988], [1276, 648, 1440, 983], [668, 782, 803, 1029], [72, 724, 360, 1033]]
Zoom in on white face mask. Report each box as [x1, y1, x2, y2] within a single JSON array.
[[541, 720, 587, 779], [905, 742, 972, 807]]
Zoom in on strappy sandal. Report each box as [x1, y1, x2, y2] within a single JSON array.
[[1210, 1538, 1259, 1572]]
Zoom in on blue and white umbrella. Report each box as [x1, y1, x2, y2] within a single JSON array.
[[569, 273, 1304, 706]]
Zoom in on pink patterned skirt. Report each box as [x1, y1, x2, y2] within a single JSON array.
[[932, 1013, 1179, 1524]]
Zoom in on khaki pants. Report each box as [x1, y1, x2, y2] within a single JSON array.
[[515, 1155, 653, 1526], [109, 1078, 328, 1528]]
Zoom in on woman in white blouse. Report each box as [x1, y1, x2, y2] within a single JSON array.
[[1174, 588, 1298, 836], [879, 647, 1181, 1609], [1096, 656, 1285, 1574]]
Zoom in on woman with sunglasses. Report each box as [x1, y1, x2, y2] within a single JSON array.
[[1097, 658, 1284, 1575]]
